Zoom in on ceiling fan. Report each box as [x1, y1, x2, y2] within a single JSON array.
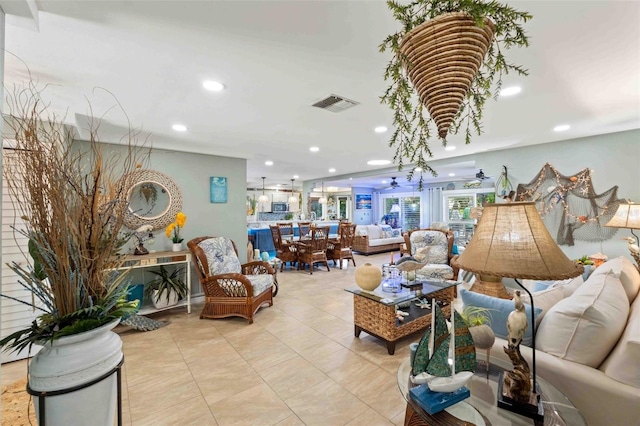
[[463, 169, 494, 188], [384, 177, 403, 190]]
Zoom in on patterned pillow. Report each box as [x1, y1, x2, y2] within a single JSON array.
[[198, 237, 242, 275], [410, 231, 448, 264]]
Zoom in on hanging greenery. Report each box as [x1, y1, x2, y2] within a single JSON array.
[[380, 0, 531, 187]]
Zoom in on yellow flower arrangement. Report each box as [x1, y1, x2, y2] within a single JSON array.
[[166, 212, 187, 243]]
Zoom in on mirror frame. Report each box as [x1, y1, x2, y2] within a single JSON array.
[[122, 169, 183, 230]]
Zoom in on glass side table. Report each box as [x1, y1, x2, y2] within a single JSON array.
[[397, 357, 586, 426]]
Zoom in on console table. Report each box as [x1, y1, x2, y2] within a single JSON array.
[[118, 250, 192, 315], [346, 280, 457, 355], [397, 357, 586, 425]]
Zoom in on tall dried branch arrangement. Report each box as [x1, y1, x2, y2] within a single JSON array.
[[1, 80, 150, 352]]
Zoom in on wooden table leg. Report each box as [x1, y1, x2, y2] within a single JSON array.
[[355, 325, 362, 337]]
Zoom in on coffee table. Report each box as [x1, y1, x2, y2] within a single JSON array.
[[346, 280, 457, 355], [397, 357, 586, 425]]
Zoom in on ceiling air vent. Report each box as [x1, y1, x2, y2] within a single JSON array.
[[312, 95, 359, 113]]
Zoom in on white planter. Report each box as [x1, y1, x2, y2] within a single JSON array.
[[172, 242, 183, 252], [151, 289, 180, 309], [28, 318, 122, 426]]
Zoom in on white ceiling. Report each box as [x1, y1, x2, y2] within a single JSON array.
[[3, 1, 639, 191]]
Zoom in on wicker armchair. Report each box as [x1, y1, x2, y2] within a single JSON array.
[[403, 228, 459, 280], [269, 225, 297, 271], [327, 223, 357, 269], [187, 236, 274, 324], [297, 225, 330, 274]]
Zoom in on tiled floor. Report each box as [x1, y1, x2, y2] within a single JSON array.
[[2, 252, 427, 425]]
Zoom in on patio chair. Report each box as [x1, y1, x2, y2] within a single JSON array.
[[187, 236, 274, 324]]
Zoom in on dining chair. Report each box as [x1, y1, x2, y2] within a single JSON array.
[[297, 221, 312, 238], [269, 225, 297, 271], [297, 225, 330, 274], [327, 223, 357, 269]]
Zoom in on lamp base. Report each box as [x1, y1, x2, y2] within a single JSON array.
[[497, 371, 544, 422], [470, 274, 512, 299]]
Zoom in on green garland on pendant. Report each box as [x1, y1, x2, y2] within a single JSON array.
[[380, 0, 531, 188]]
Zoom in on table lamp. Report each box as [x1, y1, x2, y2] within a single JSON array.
[[604, 201, 640, 270], [453, 202, 583, 421]]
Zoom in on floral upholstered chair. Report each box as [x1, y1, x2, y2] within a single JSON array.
[[403, 229, 458, 280], [187, 236, 274, 324]]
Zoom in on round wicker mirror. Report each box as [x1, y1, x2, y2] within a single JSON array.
[[122, 169, 182, 230]]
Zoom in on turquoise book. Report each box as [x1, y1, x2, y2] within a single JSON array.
[[409, 384, 470, 415]]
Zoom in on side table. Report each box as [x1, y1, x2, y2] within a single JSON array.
[[397, 357, 587, 425]]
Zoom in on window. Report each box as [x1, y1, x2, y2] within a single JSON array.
[[380, 194, 421, 230]]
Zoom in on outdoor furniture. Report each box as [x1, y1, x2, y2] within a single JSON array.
[[187, 236, 274, 324], [327, 223, 357, 269], [297, 225, 330, 274], [269, 225, 297, 271]]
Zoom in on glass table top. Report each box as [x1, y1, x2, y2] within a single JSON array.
[[346, 279, 459, 306], [397, 357, 586, 425]]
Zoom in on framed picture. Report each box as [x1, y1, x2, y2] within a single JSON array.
[[210, 177, 227, 203], [355, 193, 372, 210]]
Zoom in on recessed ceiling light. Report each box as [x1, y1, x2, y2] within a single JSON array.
[[329, 168, 336, 173], [309, 147, 319, 152], [500, 86, 522, 97], [554, 124, 570, 132], [382, 180, 387, 184], [367, 160, 391, 166], [449, 173, 456, 177], [445, 146, 456, 151], [415, 167, 423, 172], [349, 177, 353, 180], [293, 175, 299, 179], [265, 160, 274, 166], [202, 80, 225, 91], [374, 126, 388, 133], [172, 124, 187, 132]]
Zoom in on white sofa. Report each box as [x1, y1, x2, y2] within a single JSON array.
[[462, 256, 640, 426], [352, 224, 404, 255]]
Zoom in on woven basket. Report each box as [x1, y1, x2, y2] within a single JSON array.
[[400, 12, 495, 139]]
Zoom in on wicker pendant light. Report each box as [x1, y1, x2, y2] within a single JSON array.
[[399, 12, 495, 139]]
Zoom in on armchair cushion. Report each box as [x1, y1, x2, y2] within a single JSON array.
[[198, 237, 242, 275], [246, 274, 274, 296], [409, 230, 449, 264]]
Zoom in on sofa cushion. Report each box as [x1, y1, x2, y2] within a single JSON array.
[[366, 225, 382, 240], [536, 270, 629, 368], [522, 275, 583, 297], [599, 290, 640, 387], [368, 236, 405, 247], [355, 225, 368, 236], [460, 289, 542, 347], [591, 256, 640, 303]]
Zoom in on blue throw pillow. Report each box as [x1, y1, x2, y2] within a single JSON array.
[[532, 280, 554, 292], [459, 289, 543, 347]]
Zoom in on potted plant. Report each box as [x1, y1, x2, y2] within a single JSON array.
[[0, 81, 148, 425], [145, 265, 189, 309], [380, 0, 531, 187], [460, 305, 495, 371], [165, 211, 187, 251]]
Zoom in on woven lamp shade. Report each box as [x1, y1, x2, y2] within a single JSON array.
[[605, 202, 640, 229], [399, 12, 495, 139], [454, 202, 584, 281]]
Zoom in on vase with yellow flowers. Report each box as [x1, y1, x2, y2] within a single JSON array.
[[166, 212, 187, 251]]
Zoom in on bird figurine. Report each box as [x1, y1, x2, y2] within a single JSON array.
[[623, 236, 640, 255], [395, 247, 431, 273], [507, 290, 528, 348]]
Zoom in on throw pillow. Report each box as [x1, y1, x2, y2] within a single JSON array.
[[536, 270, 629, 368], [599, 293, 640, 387], [518, 287, 564, 324], [459, 289, 542, 347], [591, 256, 640, 303]]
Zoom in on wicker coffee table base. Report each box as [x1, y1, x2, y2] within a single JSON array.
[[352, 287, 454, 355]]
